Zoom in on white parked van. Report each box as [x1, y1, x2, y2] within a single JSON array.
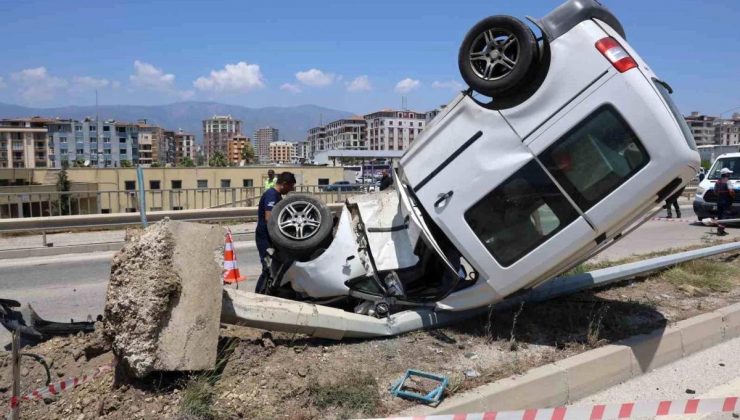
[[693, 153, 740, 220], [261, 0, 700, 316]]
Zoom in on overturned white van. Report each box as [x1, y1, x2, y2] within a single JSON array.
[[257, 0, 700, 319]]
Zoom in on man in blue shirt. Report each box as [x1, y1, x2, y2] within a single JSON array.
[[255, 171, 296, 293]]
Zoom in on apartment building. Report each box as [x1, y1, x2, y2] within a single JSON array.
[[718, 113, 740, 146], [227, 135, 252, 165], [324, 116, 367, 150], [174, 130, 196, 164], [294, 140, 310, 163], [0, 118, 49, 168], [307, 126, 326, 160], [42, 118, 139, 168], [269, 141, 295, 164], [364, 110, 427, 151], [254, 127, 279, 163], [203, 115, 242, 159], [685, 112, 719, 146]]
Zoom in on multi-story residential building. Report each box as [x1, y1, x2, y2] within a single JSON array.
[[685, 112, 719, 146], [43, 118, 139, 168], [364, 110, 427, 151], [294, 140, 310, 164], [159, 130, 177, 166], [425, 106, 445, 123], [718, 113, 740, 146], [324, 117, 367, 150], [307, 126, 326, 160], [203, 115, 242, 159], [227, 135, 252, 165], [269, 141, 295, 164], [0, 118, 49, 168], [254, 127, 279, 163], [174, 130, 196, 164]]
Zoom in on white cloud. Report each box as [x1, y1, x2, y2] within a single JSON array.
[[193, 62, 265, 93], [0, 76, 5, 89], [295, 68, 335, 87], [11, 67, 69, 103], [346, 75, 372, 92], [280, 83, 302, 94], [72, 76, 112, 89], [129, 60, 175, 91], [395, 78, 420, 94], [432, 80, 464, 91]]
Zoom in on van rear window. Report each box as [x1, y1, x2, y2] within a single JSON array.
[[539, 105, 649, 211]]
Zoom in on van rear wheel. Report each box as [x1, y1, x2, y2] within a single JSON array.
[[458, 16, 538, 98]]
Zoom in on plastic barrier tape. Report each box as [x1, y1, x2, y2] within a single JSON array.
[[365, 396, 739, 420], [6, 364, 112, 411]]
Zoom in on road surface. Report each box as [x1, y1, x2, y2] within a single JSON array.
[[0, 244, 259, 347]]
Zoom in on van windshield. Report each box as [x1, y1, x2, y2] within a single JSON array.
[[708, 158, 740, 180]]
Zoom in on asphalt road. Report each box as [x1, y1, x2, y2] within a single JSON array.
[[0, 244, 260, 347]]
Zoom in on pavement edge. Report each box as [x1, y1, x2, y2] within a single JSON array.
[[405, 301, 740, 416]]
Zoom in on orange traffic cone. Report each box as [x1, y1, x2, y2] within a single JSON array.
[[223, 228, 246, 286]]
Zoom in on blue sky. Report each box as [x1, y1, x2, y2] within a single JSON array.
[[0, 0, 737, 116]]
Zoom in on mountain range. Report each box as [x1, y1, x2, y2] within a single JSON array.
[[0, 102, 355, 143]]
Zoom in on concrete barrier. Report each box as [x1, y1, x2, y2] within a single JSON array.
[[408, 302, 740, 417]]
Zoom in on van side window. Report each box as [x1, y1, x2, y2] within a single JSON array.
[[539, 105, 649, 211], [464, 160, 579, 267]]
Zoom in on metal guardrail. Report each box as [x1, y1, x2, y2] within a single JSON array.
[[0, 204, 345, 234], [0, 185, 366, 219]]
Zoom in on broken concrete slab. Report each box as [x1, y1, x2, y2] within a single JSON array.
[[103, 219, 223, 378]]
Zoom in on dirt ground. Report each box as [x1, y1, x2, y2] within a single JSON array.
[[4, 250, 740, 419]]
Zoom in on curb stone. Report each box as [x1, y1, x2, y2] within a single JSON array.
[[402, 301, 740, 417]]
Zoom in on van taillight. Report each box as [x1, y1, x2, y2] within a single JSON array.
[[595, 37, 638, 73]]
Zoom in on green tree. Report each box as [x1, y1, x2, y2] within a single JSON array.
[[208, 151, 228, 167], [151, 161, 162, 168], [196, 153, 206, 167], [54, 160, 72, 215], [120, 160, 133, 168], [240, 143, 256, 164], [72, 158, 85, 167], [181, 156, 195, 167]]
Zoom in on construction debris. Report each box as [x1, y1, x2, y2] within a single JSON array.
[[103, 219, 223, 378]]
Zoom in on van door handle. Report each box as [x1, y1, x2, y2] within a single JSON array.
[[434, 190, 454, 208]]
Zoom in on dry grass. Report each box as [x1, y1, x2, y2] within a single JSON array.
[[308, 371, 382, 419], [662, 259, 737, 292]]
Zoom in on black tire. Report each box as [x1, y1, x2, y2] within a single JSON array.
[[458, 15, 538, 98], [267, 194, 333, 260]]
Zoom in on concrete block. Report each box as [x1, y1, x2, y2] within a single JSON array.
[[676, 312, 723, 356], [554, 344, 633, 401], [428, 364, 567, 415], [714, 302, 740, 340], [104, 220, 223, 378], [619, 326, 683, 376]]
